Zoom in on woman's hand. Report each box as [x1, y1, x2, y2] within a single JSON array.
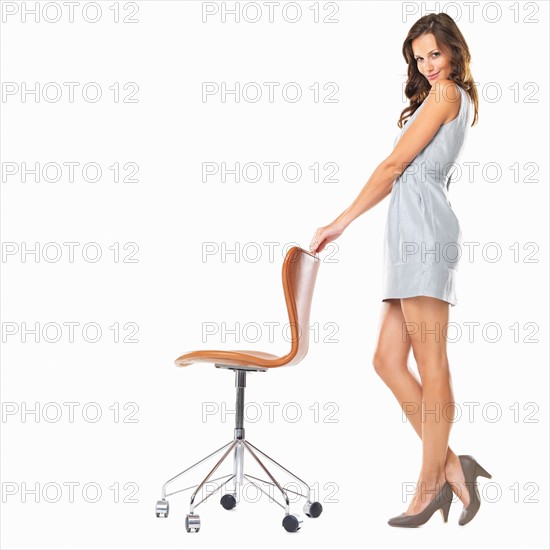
[[309, 219, 347, 254]]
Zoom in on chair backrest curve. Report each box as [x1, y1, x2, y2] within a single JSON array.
[[279, 246, 320, 366]]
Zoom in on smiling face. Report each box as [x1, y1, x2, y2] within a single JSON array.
[[412, 33, 452, 87]]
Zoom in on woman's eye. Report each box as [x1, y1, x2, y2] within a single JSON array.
[[416, 52, 439, 61]]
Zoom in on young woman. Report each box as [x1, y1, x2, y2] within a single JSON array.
[[309, 13, 491, 527]]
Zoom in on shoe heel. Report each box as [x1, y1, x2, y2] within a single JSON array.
[[475, 462, 492, 479], [440, 499, 452, 523]]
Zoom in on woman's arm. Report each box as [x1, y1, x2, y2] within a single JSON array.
[[333, 160, 401, 230], [309, 160, 399, 253], [330, 81, 459, 229], [309, 80, 457, 254]]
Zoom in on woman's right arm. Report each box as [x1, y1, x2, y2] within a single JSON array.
[[334, 160, 400, 230], [309, 160, 398, 254], [310, 80, 455, 254]]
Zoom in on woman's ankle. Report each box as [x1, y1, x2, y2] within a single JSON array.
[[445, 448, 459, 468]]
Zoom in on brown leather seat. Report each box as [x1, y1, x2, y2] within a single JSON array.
[[175, 246, 320, 369]]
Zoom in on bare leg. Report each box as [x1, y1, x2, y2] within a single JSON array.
[[373, 298, 469, 508]]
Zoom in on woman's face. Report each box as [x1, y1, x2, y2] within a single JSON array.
[[411, 33, 452, 87]]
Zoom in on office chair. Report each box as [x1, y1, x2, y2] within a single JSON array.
[[155, 246, 323, 533]]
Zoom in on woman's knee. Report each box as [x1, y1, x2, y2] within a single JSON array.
[[372, 352, 406, 379], [416, 358, 450, 382], [372, 353, 384, 376]]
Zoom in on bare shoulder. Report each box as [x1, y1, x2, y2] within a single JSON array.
[[426, 80, 460, 123], [384, 80, 460, 175], [430, 79, 460, 101]]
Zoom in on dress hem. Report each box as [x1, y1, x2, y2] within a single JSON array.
[[382, 262, 458, 307]]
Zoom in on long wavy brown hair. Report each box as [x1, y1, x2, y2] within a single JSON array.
[[398, 13, 479, 129]]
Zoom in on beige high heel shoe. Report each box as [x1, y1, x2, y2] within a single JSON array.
[[458, 454, 492, 526], [388, 481, 453, 527]]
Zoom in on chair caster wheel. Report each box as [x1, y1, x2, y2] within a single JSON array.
[[220, 493, 237, 510], [155, 500, 169, 518], [185, 514, 200, 533], [304, 501, 323, 518], [282, 513, 303, 532]]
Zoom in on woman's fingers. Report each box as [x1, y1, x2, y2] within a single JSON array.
[[310, 220, 346, 253], [310, 229, 325, 254]]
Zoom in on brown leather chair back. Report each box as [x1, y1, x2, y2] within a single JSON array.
[[281, 246, 321, 366], [174, 245, 320, 368]]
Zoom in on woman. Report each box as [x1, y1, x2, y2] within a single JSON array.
[[309, 13, 491, 527]]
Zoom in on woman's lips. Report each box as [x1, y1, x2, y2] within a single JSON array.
[[428, 71, 440, 80]]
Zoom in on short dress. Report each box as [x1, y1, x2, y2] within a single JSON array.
[[382, 83, 471, 307]]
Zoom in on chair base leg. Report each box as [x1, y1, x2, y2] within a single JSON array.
[[155, 437, 323, 532]]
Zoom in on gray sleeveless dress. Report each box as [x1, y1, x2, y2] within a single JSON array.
[[382, 83, 471, 307]]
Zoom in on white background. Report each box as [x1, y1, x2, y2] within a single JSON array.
[[1, 0, 548, 549]]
